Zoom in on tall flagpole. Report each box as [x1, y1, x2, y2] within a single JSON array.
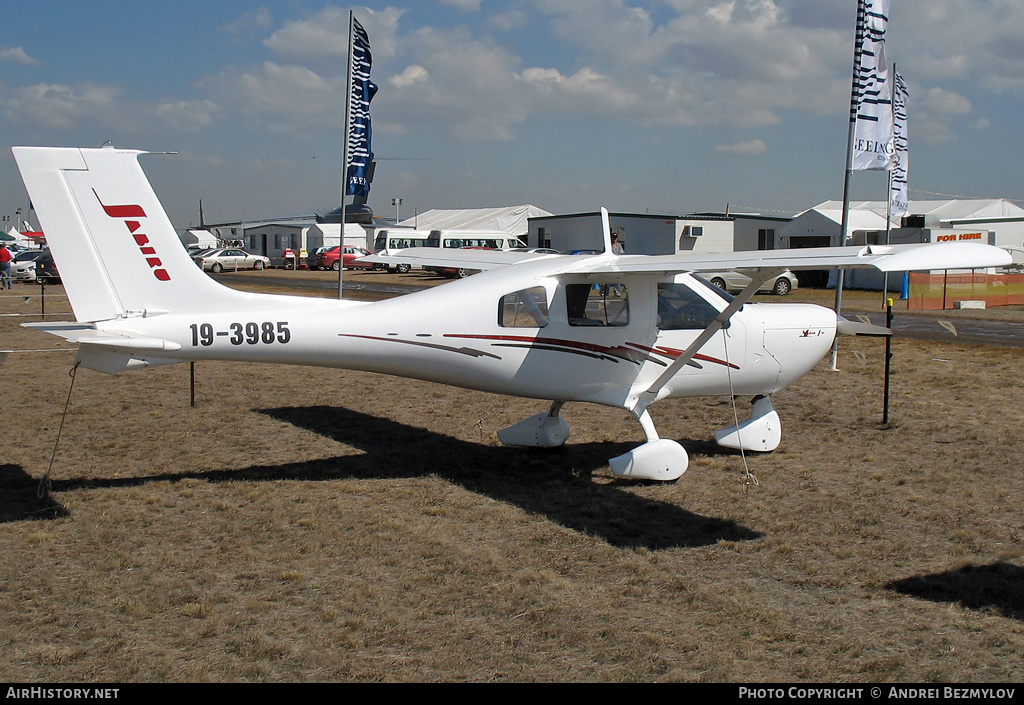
[[880, 60, 900, 309], [829, 0, 867, 371], [339, 10, 355, 300]]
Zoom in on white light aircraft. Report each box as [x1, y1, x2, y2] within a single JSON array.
[[12, 146, 1013, 481]]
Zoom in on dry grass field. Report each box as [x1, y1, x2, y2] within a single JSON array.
[[1, 272, 1022, 682]]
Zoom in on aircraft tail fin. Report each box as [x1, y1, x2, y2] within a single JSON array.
[[12, 146, 253, 323]]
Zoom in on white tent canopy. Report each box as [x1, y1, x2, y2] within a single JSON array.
[[814, 198, 1024, 223], [6, 226, 39, 247], [397, 205, 551, 236], [179, 229, 220, 248]]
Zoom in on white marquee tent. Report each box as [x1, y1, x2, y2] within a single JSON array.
[[396, 205, 551, 236]]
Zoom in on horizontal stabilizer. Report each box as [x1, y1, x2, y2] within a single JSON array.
[[23, 321, 182, 351]]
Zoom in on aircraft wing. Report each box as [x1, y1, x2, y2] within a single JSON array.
[[599, 242, 1011, 274], [359, 248, 553, 270], [365, 241, 1011, 276]]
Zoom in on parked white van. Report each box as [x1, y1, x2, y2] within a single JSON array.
[[371, 229, 434, 272], [426, 230, 527, 250], [373, 228, 528, 273]]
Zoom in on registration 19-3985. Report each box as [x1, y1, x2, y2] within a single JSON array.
[[190, 322, 291, 347]]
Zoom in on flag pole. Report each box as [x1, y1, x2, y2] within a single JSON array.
[[881, 61, 899, 310], [882, 170, 893, 306], [829, 0, 867, 371], [339, 10, 355, 300]]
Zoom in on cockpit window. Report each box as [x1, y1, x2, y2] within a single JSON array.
[[565, 283, 629, 327], [657, 282, 721, 330], [499, 286, 549, 327]]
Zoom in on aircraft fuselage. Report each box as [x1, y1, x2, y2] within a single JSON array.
[[90, 266, 837, 411]]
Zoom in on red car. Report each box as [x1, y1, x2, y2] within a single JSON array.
[[310, 245, 373, 271]]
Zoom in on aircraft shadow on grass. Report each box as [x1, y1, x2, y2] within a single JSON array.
[[0, 405, 761, 551], [887, 562, 1024, 622], [0, 464, 70, 522], [257, 405, 762, 550]]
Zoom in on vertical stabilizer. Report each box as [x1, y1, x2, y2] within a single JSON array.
[[13, 145, 248, 323]]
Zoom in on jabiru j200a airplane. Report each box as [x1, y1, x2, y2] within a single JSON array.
[[12, 146, 1012, 481]]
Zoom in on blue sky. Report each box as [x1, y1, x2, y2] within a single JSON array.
[[3, 1, 1023, 231]]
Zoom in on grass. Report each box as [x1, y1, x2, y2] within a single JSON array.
[[0, 277, 1022, 682]]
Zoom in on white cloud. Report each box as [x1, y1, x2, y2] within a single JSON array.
[[4, 82, 123, 130], [201, 62, 343, 135], [373, 26, 530, 141], [3, 82, 222, 134], [518, 65, 641, 118], [263, 6, 405, 63], [924, 87, 971, 116], [437, 0, 483, 10], [390, 65, 429, 88], [0, 45, 37, 65], [152, 100, 223, 133], [714, 139, 766, 156], [223, 7, 273, 38]]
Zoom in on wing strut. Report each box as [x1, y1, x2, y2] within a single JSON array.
[[600, 207, 613, 254], [644, 268, 784, 399]]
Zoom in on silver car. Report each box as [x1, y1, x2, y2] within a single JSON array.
[[195, 248, 270, 273], [11, 249, 44, 282], [701, 270, 798, 296]]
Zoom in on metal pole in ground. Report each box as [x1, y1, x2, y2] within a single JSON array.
[[883, 298, 893, 424]]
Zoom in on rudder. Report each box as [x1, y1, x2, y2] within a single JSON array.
[[13, 145, 247, 323]]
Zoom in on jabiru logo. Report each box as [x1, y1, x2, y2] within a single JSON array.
[[93, 189, 170, 281]]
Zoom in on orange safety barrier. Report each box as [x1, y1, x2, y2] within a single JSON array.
[[907, 271, 1024, 310]]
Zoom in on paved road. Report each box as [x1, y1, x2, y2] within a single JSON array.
[[844, 311, 1024, 349], [219, 273, 1024, 350]]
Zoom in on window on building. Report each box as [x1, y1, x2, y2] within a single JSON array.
[[498, 287, 549, 328], [565, 283, 629, 327], [758, 228, 776, 250]]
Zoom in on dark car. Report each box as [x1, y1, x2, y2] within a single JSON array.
[[35, 249, 60, 284]]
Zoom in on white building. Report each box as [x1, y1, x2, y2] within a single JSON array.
[[781, 199, 1024, 288], [305, 222, 374, 253], [798, 199, 1024, 250], [526, 211, 789, 255]]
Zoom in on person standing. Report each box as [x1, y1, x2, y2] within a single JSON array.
[[610, 232, 624, 255], [0, 243, 12, 289]]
